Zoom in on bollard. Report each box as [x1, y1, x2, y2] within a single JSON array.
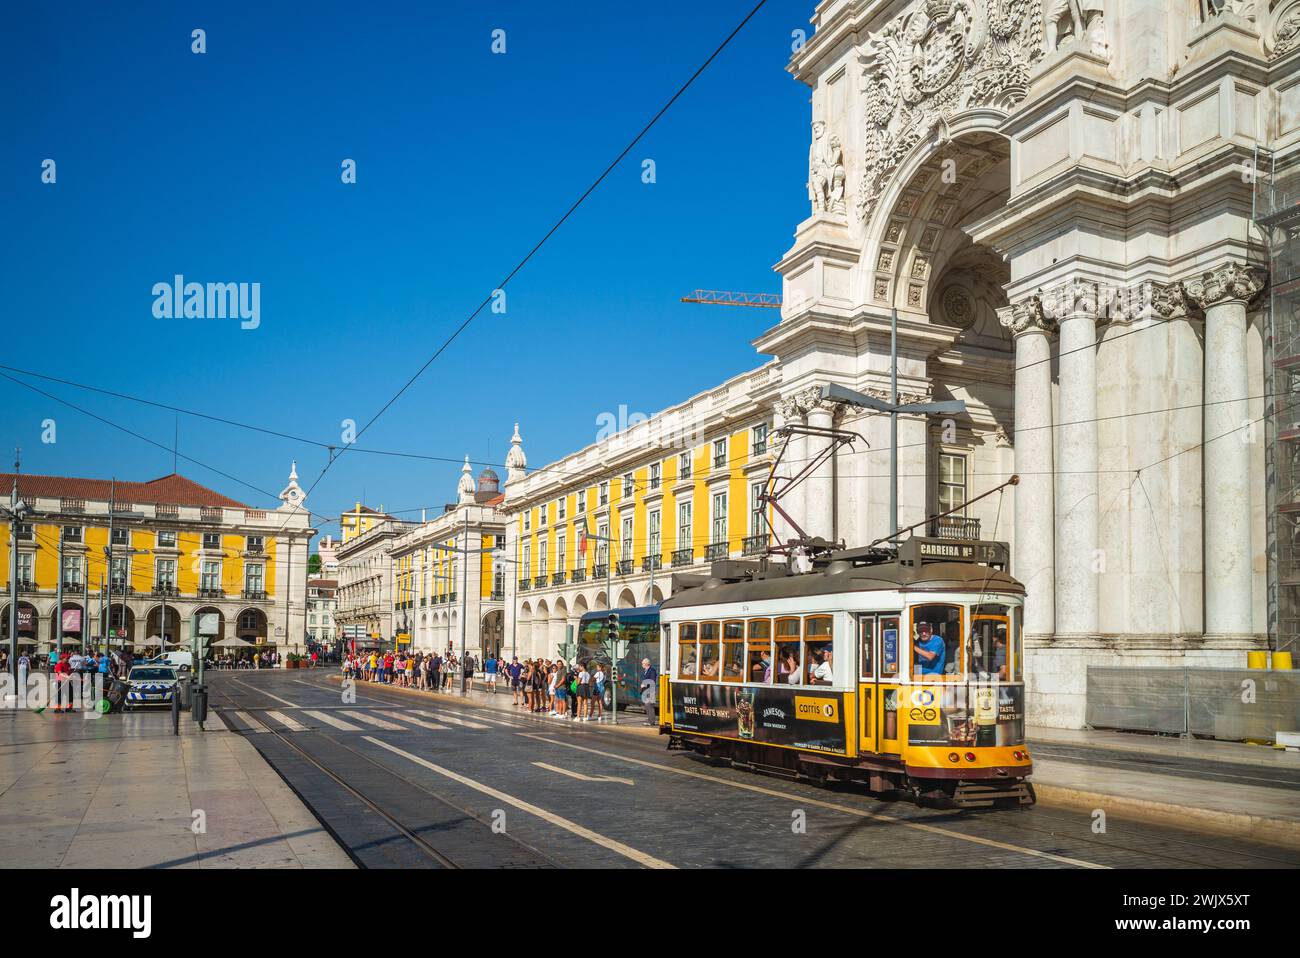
[[171, 687, 181, 736], [1274, 651, 1294, 670], [1247, 650, 1269, 670], [191, 684, 208, 727]]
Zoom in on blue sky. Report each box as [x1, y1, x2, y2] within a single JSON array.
[[0, 1, 809, 537]]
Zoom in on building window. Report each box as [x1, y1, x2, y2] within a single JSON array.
[[245, 564, 264, 595], [679, 451, 692, 479], [523, 511, 530, 532], [558, 496, 566, 521], [713, 438, 727, 469], [202, 532, 221, 551], [556, 533, 566, 573], [712, 492, 728, 544], [678, 502, 692, 548], [938, 453, 968, 516], [752, 422, 769, 456], [750, 481, 766, 535], [538, 506, 546, 527], [622, 473, 634, 498], [621, 515, 633, 561], [201, 560, 221, 592], [246, 535, 264, 554], [156, 559, 176, 588], [18, 552, 33, 584], [110, 556, 128, 591], [650, 462, 661, 489], [599, 481, 609, 506], [61, 555, 83, 588], [63, 525, 83, 544], [110, 527, 129, 547], [539, 535, 548, 577], [523, 543, 531, 577], [157, 529, 176, 548], [597, 523, 609, 567], [649, 509, 661, 558]]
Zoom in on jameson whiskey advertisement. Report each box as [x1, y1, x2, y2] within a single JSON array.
[[906, 684, 1025, 748], [671, 682, 848, 755]]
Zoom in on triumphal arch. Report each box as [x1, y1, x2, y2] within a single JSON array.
[[761, 0, 1300, 725]]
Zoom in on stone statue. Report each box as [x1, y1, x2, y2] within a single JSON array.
[[808, 120, 846, 215], [1044, 0, 1106, 56]]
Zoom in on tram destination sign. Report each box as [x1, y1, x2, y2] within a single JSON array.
[[898, 537, 1009, 567]]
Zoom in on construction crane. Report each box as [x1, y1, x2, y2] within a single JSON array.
[[680, 289, 782, 308]]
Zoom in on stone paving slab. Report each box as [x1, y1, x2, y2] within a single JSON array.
[[1027, 724, 1300, 769], [0, 708, 353, 869]]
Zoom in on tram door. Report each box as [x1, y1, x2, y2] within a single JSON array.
[[859, 612, 903, 756]]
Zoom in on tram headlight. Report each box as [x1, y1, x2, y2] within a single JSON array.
[[964, 752, 977, 762]]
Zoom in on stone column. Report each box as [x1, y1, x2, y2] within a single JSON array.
[[803, 394, 836, 543], [1184, 264, 1266, 639], [1044, 282, 1100, 639], [773, 395, 806, 545], [1001, 299, 1057, 639]]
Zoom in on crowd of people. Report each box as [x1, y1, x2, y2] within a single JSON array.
[[341, 648, 659, 724]]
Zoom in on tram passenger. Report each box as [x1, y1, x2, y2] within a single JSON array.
[[777, 646, 801, 684], [992, 628, 1008, 680], [808, 646, 833, 685], [913, 622, 946, 676]]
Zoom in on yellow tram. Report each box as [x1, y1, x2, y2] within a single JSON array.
[[657, 537, 1034, 808]]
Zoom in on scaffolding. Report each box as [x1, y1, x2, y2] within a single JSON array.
[[1254, 147, 1300, 656]]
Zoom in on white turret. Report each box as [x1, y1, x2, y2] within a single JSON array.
[[457, 456, 476, 504], [505, 422, 527, 485], [278, 459, 306, 510]]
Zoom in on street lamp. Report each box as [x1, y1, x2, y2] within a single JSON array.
[[3, 475, 31, 680]]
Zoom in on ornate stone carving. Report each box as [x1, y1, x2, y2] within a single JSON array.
[[857, 0, 1049, 222], [1001, 295, 1057, 334], [1182, 264, 1268, 309], [1268, 1, 1300, 58], [808, 120, 846, 215], [1044, 0, 1107, 57], [993, 425, 1013, 448], [941, 284, 976, 330], [1038, 279, 1103, 322], [1202, 0, 1257, 24]]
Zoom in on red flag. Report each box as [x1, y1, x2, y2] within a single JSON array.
[[579, 529, 587, 556]]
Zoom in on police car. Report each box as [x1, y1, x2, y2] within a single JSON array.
[[125, 664, 180, 709]]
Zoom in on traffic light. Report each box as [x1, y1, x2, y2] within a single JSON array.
[[195, 635, 212, 658], [605, 612, 620, 648]]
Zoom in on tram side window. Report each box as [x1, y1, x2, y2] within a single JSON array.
[[911, 604, 962, 678], [721, 621, 745, 682], [803, 615, 834, 685], [747, 619, 772, 684], [699, 621, 721, 679], [678, 623, 698, 679], [880, 615, 901, 679], [858, 615, 874, 680], [775, 617, 802, 685], [1011, 605, 1023, 682]]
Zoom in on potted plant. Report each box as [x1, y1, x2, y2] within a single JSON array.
[[287, 653, 301, 670]]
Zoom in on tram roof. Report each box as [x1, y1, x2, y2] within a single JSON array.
[[660, 558, 1024, 611]]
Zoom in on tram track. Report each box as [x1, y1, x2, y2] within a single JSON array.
[[209, 674, 560, 869], [216, 671, 1300, 870]]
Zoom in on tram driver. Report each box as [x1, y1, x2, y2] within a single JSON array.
[[913, 622, 946, 676]]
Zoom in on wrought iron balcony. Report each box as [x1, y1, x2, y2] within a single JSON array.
[[742, 534, 768, 556], [571, 568, 587, 583], [705, 541, 729, 561], [448, 591, 457, 602], [243, 589, 267, 601], [152, 583, 178, 597], [642, 555, 662, 573], [518, 577, 531, 592], [672, 548, 694, 568], [616, 559, 633, 576], [197, 587, 224, 599], [534, 574, 548, 588], [929, 515, 980, 540], [551, 571, 566, 585], [110, 581, 133, 596], [490, 590, 505, 601], [16, 579, 39, 593], [593, 564, 608, 579]]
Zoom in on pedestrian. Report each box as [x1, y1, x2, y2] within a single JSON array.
[[640, 657, 658, 726], [485, 653, 498, 694], [591, 661, 606, 722], [576, 661, 592, 721], [464, 653, 476, 693], [510, 657, 523, 706], [17, 651, 30, 705]]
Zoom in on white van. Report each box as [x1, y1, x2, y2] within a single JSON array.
[[152, 651, 194, 672]]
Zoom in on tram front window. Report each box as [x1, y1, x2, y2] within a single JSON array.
[[678, 623, 698, 679], [911, 604, 962, 678], [970, 605, 1011, 680]]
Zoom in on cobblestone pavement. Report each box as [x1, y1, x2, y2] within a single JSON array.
[[208, 670, 1300, 869]]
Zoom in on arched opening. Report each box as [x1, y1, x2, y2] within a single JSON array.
[[1, 602, 40, 649], [236, 608, 269, 646], [480, 609, 504, 659], [617, 587, 637, 609], [643, 584, 665, 606], [145, 605, 181, 646], [50, 601, 86, 649], [107, 604, 137, 651], [517, 602, 532, 658]]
